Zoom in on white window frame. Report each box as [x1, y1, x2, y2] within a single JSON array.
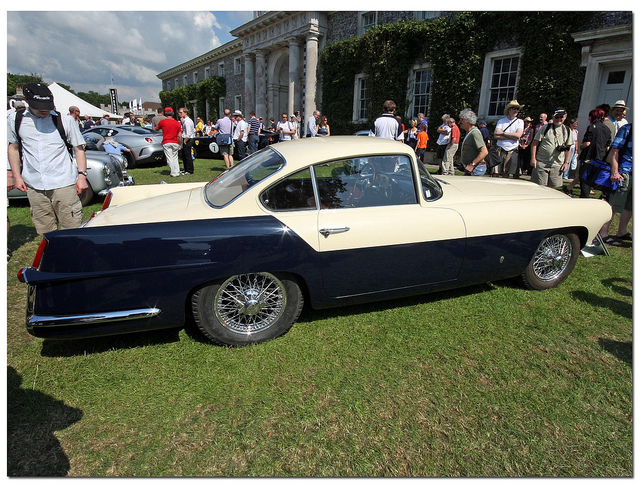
[[478, 48, 522, 121], [183, 74, 188, 86], [166, 81, 171, 90], [193, 71, 198, 84], [234, 57, 242, 75], [218, 62, 225, 77], [352, 73, 369, 123], [407, 62, 433, 119], [234, 95, 243, 113], [175, 78, 179, 88], [204, 67, 210, 79], [219, 97, 225, 118], [359, 12, 377, 36]]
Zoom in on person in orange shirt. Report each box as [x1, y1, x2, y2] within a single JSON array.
[[442, 117, 460, 175], [415, 123, 429, 163]]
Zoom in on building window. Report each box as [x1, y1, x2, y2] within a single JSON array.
[[478, 48, 522, 120], [183, 75, 188, 86], [359, 12, 377, 35], [219, 97, 225, 118], [415, 12, 441, 21], [410, 66, 432, 118], [235, 95, 243, 113], [204, 67, 210, 79], [218, 62, 225, 77], [193, 71, 198, 84], [175, 78, 178, 88], [167, 81, 171, 90], [234, 57, 242, 75], [353, 74, 369, 122]]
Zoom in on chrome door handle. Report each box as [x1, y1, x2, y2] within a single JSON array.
[[319, 227, 350, 238]]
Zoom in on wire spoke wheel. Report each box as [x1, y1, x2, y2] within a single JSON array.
[[532, 235, 573, 282], [215, 273, 286, 334], [521, 232, 579, 290]]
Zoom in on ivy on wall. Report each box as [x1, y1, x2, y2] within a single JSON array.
[[320, 11, 593, 140], [159, 76, 225, 121]]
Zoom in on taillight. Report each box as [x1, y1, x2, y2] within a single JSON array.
[[19, 238, 48, 283], [102, 191, 113, 210], [144, 137, 153, 144], [32, 238, 48, 269]]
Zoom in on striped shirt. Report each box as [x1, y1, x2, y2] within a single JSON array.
[[248, 116, 261, 135]]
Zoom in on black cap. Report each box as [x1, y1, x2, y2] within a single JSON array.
[[553, 107, 567, 117], [24, 83, 55, 111]]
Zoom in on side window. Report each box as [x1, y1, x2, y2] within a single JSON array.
[[260, 168, 316, 212], [314, 155, 417, 209]]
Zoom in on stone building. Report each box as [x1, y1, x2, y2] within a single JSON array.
[[157, 11, 632, 135]]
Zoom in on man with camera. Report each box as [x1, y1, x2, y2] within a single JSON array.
[[530, 107, 574, 188]]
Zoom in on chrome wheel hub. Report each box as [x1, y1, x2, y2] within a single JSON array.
[[215, 273, 286, 334], [532, 235, 572, 282]]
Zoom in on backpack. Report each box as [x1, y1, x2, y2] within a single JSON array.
[[14, 109, 75, 162]]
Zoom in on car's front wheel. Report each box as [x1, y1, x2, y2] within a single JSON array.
[[192, 272, 303, 346], [520, 232, 580, 290]]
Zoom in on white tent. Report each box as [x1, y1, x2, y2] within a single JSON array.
[[47, 82, 122, 120]]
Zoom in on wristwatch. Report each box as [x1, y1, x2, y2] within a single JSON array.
[[78, 171, 88, 177]]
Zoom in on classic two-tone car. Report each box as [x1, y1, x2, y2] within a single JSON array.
[[18, 137, 611, 346]]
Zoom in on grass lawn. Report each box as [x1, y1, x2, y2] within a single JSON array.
[[5, 156, 633, 477]]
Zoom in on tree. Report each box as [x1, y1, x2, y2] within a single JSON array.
[[7, 72, 44, 97]]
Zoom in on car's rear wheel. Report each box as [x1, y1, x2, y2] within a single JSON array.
[[192, 272, 303, 346], [520, 232, 580, 290], [79, 184, 94, 206]]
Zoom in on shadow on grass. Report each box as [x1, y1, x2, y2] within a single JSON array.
[[7, 366, 83, 476], [598, 338, 632, 366], [8, 223, 39, 254], [570, 289, 632, 320], [39, 328, 181, 357], [601, 277, 633, 297]]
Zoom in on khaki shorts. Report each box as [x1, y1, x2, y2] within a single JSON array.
[[27, 184, 83, 235], [609, 172, 632, 213], [531, 162, 564, 188]]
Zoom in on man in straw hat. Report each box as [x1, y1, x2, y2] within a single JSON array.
[[604, 100, 629, 140], [493, 100, 524, 178]]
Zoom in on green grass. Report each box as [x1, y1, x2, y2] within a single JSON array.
[[6, 157, 632, 477]]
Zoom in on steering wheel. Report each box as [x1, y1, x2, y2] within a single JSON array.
[[348, 162, 375, 204]]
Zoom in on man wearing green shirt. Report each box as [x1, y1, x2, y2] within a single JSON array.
[[530, 107, 573, 188]]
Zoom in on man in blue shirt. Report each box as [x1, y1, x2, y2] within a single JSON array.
[[599, 123, 632, 244]]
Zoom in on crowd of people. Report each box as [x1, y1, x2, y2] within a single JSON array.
[[367, 98, 632, 246], [7, 85, 632, 249]]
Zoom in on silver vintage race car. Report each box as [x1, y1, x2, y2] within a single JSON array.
[[8, 141, 134, 206]]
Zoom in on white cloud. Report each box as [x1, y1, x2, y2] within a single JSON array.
[[6, 11, 237, 103]]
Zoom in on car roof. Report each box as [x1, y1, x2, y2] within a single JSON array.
[[269, 136, 414, 171]]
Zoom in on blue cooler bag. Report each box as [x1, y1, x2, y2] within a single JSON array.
[[581, 159, 619, 193]]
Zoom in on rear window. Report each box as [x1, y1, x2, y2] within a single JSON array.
[[204, 147, 285, 207]]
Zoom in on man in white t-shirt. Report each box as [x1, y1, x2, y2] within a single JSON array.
[[493, 100, 524, 178], [233, 110, 248, 160], [276, 113, 295, 141]]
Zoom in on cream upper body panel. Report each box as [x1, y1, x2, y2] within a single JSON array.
[[86, 136, 611, 246]]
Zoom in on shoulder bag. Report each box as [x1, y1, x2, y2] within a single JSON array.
[[580, 125, 632, 193], [486, 118, 518, 168]]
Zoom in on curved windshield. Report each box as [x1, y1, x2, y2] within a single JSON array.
[[418, 161, 443, 201], [204, 147, 285, 207]]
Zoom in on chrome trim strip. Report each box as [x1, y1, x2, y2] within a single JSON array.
[[27, 308, 161, 328]]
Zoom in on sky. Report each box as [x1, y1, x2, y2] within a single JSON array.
[[5, 10, 255, 104]]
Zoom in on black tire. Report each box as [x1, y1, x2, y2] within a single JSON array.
[[191, 272, 303, 346], [125, 152, 136, 169], [79, 185, 94, 206], [520, 232, 580, 290]]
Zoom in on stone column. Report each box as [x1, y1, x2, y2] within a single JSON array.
[[288, 37, 301, 117], [244, 54, 255, 115], [255, 50, 267, 120], [304, 33, 319, 128]]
